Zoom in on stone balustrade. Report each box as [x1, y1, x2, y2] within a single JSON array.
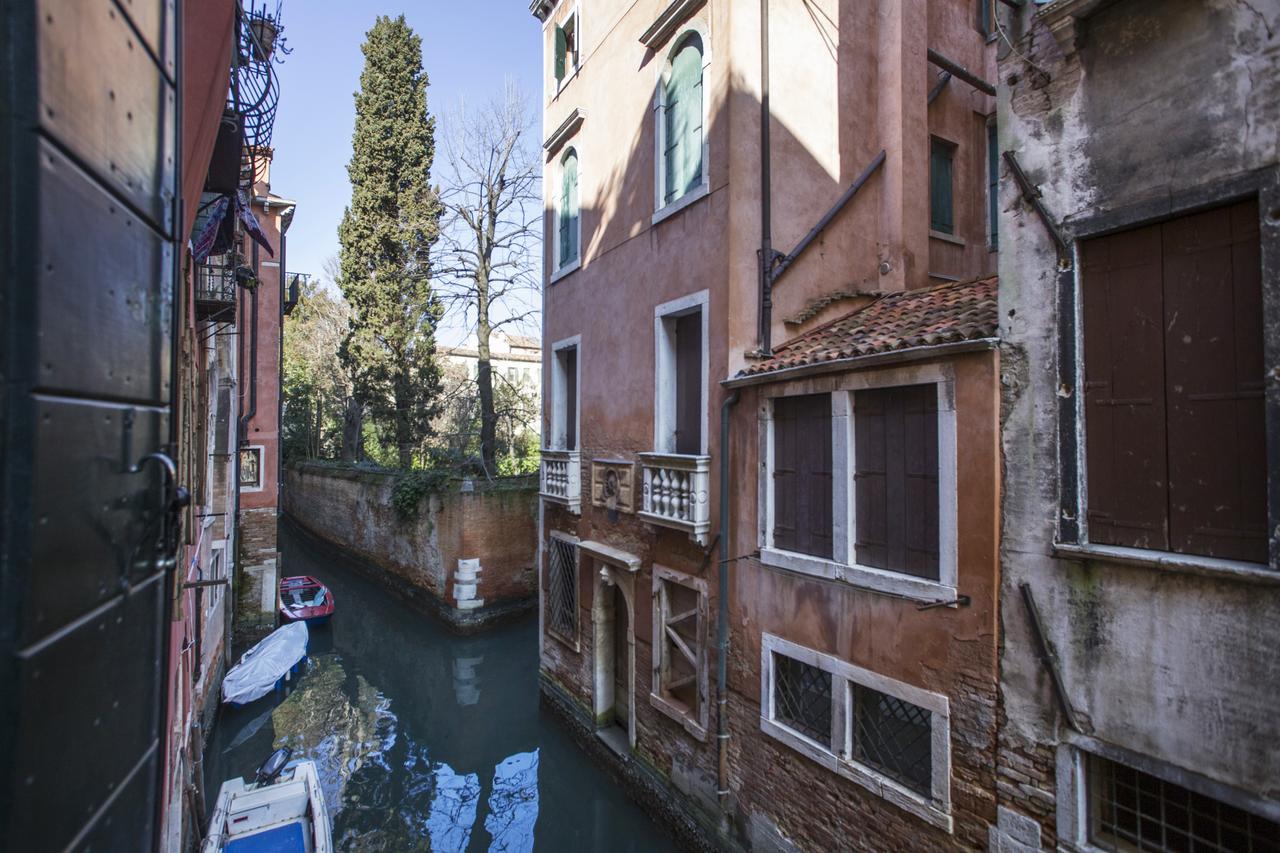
[[638, 452, 711, 544], [540, 449, 581, 514]]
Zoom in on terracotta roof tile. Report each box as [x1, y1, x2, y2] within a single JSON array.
[[735, 276, 998, 380]]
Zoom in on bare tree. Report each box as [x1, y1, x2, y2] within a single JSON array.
[[436, 82, 541, 475]]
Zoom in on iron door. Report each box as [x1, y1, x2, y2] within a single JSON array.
[[0, 1, 178, 850]]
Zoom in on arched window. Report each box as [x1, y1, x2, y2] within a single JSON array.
[[661, 32, 705, 207], [558, 148, 579, 269]]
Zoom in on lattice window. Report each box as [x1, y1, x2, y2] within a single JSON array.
[[773, 653, 833, 748], [851, 683, 933, 796], [547, 536, 579, 644], [654, 573, 705, 724], [1090, 755, 1280, 853]]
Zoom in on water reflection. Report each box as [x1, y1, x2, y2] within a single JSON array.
[[205, 523, 675, 852]]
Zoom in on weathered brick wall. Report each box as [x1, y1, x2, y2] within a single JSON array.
[[240, 506, 277, 564], [283, 462, 537, 627]]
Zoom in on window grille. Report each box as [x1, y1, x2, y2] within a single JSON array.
[[1090, 755, 1280, 852], [851, 684, 933, 796], [774, 653, 833, 747], [547, 537, 579, 642], [656, 576, 703, 717]]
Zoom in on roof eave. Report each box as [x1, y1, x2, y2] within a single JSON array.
[[722, 338, 1000, 389]]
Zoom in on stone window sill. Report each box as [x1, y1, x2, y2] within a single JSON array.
[[929, 229, 966, 246], [759, 547, 959, 605], [1053, 542, 1278, 586], [648, 692, 707, 742], [652, 182, 709, 226], [549, 257, 581, 285]]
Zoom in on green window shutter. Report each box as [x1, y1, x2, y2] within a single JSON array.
[[930, 140, 954, 234], [554, 25, 566, 83], [987, 121, 999, 248], [559, 153, 578, 266], [664, 35, 703, 205], [979, 0, 991, 37]]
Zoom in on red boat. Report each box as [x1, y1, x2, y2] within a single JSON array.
[[278, 575, 334, 626]]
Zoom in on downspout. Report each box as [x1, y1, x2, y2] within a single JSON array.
[[756, 0, 773, 357], [238, 242, 259, 439], [716, 389, 740, 809], [276, 232, 285, 513]]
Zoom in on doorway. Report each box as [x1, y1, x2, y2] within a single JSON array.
[[592, 563, 635, 752]]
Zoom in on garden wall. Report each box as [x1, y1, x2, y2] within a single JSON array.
[[283, 461, 538, 631]]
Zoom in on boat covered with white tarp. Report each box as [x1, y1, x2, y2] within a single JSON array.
[[221, 621, 309, 706]]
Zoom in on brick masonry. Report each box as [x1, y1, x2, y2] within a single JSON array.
[[283, 462, 538, 631]]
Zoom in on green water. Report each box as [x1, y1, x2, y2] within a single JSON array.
[[204, 524, 676, 852]]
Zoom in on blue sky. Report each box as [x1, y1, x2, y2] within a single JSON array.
[[269, 0, 543, 344]]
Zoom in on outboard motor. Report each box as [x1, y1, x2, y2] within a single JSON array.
[[253, 747, 293, 786]]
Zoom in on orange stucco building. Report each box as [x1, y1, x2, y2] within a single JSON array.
[[534, 0, 1002, 848]]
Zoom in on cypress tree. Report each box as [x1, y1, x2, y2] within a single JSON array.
[[338, 15, 443, 469]]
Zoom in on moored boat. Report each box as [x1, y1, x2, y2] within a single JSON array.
[[201, 748, 332, 853], [222, 621, 309, 707], [278, 575, 335, 626]]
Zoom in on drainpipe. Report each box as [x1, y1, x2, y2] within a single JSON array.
[[716, 390, 740, 810], [238, 243, 259, 439], [756, 0, 773, 357]]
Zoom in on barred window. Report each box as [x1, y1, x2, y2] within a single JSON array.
[[547, 535, 579, 645], [1089, 755, 1280, 852], [651, 567, 708, 737], [773, 653, 833, 748], [852, 684, 933, 796]]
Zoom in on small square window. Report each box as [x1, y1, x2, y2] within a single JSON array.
[[773, 653, 833, 748], [851, 683, 933, 796]]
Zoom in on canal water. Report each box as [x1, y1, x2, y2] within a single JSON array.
[[204, 524, 676, 852]]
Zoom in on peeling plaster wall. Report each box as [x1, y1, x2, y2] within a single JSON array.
[[996, 0, 1280, 840]]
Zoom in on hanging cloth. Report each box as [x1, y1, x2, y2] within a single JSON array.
[[191, 195, 230, 263], [237, 189, 275, 257]]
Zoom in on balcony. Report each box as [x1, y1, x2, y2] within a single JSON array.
[[195, 259, 237, 322], [540, 449, 581, 514], [638, 452, 711, 544]]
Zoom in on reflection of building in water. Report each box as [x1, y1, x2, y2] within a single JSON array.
[[452, 653, 484, 706], [485, 750, 540, 853], [269, 655, 392, 816], [426, 763, 481, 852]]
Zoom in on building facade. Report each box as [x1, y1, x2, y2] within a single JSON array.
[[990, 1, 1280, 850], [533, 0, 1002, 848]]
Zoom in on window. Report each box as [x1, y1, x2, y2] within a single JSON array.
[[930, 138, 955, 234], [553, 10, 579, 87], [557, 148, 580, 270], [978, 0, 993, 37], [1087, 754, 1280, 852], [650, 567, 708, 738], [987, 118, 999, 249], [1080, 198, 1265, 563], [239, 446, 262, 490], [762, 634, 953, 829], [547, 533, 579, 646], [654, 292, 708, 456], [761, 366, 958, 602], [551, 340, 579, 451], [658, 32, 706, 210], [507, 366, 518, 383], [853, 385, 940, 580]]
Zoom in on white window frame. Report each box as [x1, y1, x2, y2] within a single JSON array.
[[549, 335, 581, 451], [552, 5, 581, 96], [653, 289, 709, 455], [761, 633, 953, 832], [649, 565, 708, 740], [551, 146, 582, 282], [652, 23, 711, 225], [239, 444, 265, 493], [546, 529, 581, 651], [757, 363, 959, 603]]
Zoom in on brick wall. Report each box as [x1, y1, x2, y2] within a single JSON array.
[[283, 462, 538, 629]]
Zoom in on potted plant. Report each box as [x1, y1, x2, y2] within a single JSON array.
[[248, 13, 278, 62]]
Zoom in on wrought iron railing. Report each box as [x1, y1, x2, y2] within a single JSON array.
[[195, 257, 237, 321], [638, 452, 711, 544], [283, 271, 307, 315], [540, 449, 581, 514]]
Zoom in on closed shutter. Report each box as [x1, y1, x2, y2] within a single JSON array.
[[1162, 198, 1265, 562], [664, 35, 703, 205], [554, 25, 566, 82], [559, 152, 577, 266], [773, 394, 833, 559], [564, 347, 577, 451], [854, 385, 940, 579], [674, 311, 702, 455], [930, 139, 954, 233], [987, 121, 998, 249], [1082, 222, 1170, 550]]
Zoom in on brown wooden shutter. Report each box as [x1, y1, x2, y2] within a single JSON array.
[[564, 347, 577, 451], [854, 385, 940, 579], [772, 394, 833, 559], [1081, 223, 1170, 551], [1162, 198, 1265, 562], [674, 311, 701, 455]]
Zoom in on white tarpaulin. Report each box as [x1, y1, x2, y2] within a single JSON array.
[[222, 621, 309, 705]]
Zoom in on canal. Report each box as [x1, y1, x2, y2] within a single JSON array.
[[204, 523, 676, 852]]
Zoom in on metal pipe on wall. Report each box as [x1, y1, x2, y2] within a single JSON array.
[[716, 390, 740, 809], [757, 0, 773, 357]]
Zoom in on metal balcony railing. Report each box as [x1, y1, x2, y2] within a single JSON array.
[[283, 272, 307, 315], [639, 452, 712, 544], [195, 258, 237, 322], [540, 449, 581, 514]]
